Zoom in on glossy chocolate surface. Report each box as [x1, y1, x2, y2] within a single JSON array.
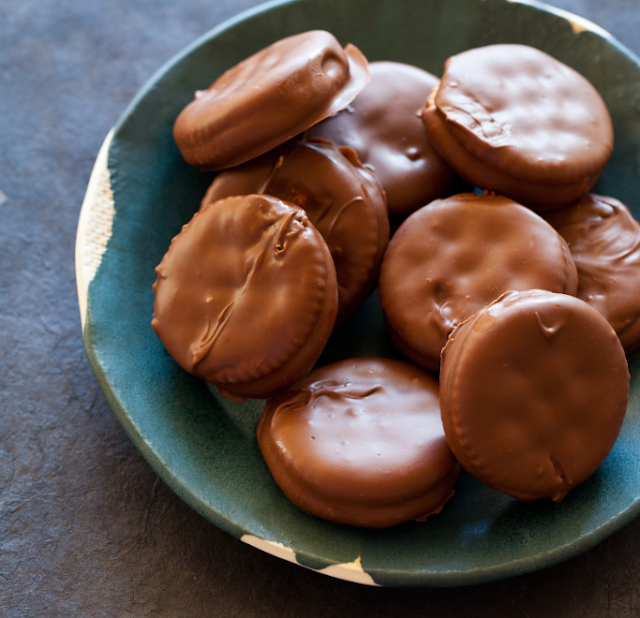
[[173, 30, 369, 170], [543, 194, 640, 353], [201, 139, 389, 320], [257, 358, 459, 528], [378, 193, 578, 372], [151, 194, 338, 399], [440, 290, 629, 502], [421, 44, 613, 209], [306, 61, 458, 217]]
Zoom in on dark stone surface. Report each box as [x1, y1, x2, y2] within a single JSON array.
[[1, 0, 640, 615]]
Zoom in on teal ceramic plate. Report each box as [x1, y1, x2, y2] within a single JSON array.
[[76, 0, 640, 587]]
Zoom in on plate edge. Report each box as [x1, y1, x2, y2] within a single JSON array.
[[240, 534, 380, 586], [75, 129, 115, 332]]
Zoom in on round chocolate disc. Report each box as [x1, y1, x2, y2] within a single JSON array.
[[440, 290, 629, 502], [201, 139, 389, 321], [542, 193, 640, 353], [306, 61, 458, 217], [421, 44, 613, 210], [151, 194, 338, 400], [378, 193, 578, 372], [173, 30, 370, 170], [257, 358, 459, 528]]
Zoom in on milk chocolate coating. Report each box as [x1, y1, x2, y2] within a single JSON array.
[[542, 194, 640, 353], [201, 139, 389, 321], [378, 193, 578, 372], [173, 30, 370, 170], [305, 61, 458, 217], [440, 290, 629, 502], [421, 45, 613, 210], [257, 358, 459, 528], [151, 194, 338, 400]]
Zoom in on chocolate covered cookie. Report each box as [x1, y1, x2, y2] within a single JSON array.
[[543, 194, 640, 353], [151, 194, 338, 400], [421, 44, 613, 210], [257, 358, 459, 528], [378, 193, 578, 372], [306, 61, 459, 217], [173, 30, 369, 170], [201, 139, 389, 321], [440, 290, 629, 501]]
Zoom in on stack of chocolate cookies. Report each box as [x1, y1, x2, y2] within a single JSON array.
[[151, 31, 634, 528]]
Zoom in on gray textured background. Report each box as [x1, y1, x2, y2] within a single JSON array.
[[2, 0, 640, 615]]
